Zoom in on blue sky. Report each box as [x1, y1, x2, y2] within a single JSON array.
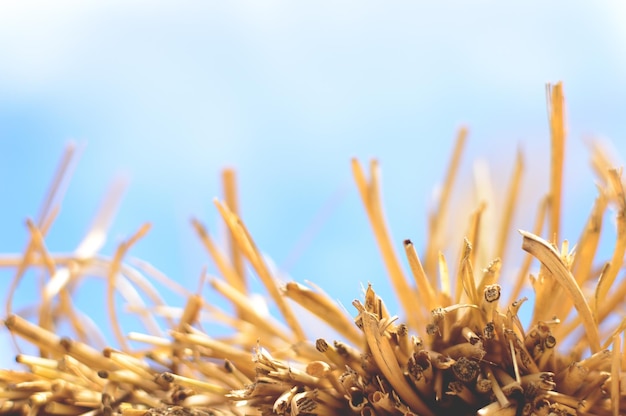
[[1, 2, 626, 365]]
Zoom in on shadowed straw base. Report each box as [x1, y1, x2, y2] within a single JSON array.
[[2, 82, 626, 416]]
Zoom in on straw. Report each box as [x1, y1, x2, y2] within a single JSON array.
[[1, 82, 625, 416]]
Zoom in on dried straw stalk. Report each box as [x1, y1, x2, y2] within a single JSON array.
[[2, 82, 625, 416]]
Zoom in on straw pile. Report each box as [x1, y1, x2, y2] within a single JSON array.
[[1, 82, 625, 416]]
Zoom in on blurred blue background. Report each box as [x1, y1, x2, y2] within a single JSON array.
[[1, 2, 626, 365]]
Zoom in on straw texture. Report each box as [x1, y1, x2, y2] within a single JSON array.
[[2, 82, 625, 416]]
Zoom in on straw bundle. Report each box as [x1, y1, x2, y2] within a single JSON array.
[[1, 82, 625, 416]]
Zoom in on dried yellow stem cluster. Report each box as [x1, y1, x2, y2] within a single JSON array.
[[1, 83, 625, 416]]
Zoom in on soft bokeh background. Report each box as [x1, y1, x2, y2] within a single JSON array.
[[1, 1, 626, 366]]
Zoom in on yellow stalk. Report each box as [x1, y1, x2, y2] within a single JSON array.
[[283, 281, 362, 345], [437, 251, 451, 304], [424, 128, 467, 279], [191, 219, 244, 298], [493, 149, 524, 263], [222, 168, 246, 291], [97, 369, 162, 393], [351, 159, 420, 330], [4, 315, 65, 357], [403, 239, 436, 313], [572, 193, 607, 286], [520, 230, 601, 353], [507, 195, 548, 305], [107, 223, 152, 351], [547, 82, 566, 242], [209, 278, 291, 342], [354, 300, 435, 416], [458, 238, 480, 308], [594, 169, 626, 312], [213, 199, 306, 342], [6, 208, 57, 319], [611, 333, 621, 416]]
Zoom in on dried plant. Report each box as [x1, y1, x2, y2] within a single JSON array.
[[1, 82, 625, 416]]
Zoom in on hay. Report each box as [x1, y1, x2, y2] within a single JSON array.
[[2, 82, 625, 416]]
